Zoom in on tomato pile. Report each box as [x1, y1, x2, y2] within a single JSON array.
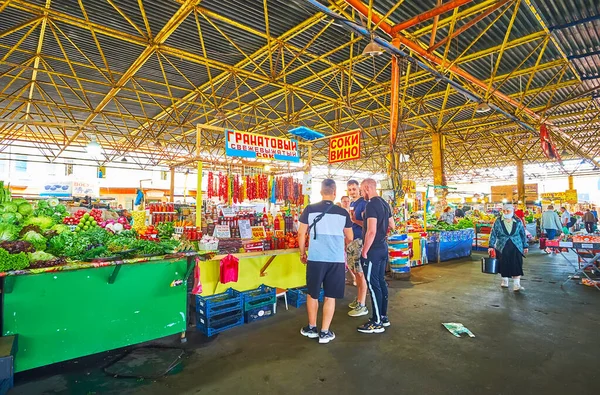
[[138, 225, 158, 240]]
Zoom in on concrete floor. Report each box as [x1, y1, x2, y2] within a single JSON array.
[[13, 249, 600, 395]]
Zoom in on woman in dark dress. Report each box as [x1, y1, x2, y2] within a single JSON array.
[[488, 204, 529, 292]]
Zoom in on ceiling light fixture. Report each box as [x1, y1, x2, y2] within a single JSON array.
[[86, 138, 102, 157], [362, 34, 383, 56], [476, 102, 491, 113]]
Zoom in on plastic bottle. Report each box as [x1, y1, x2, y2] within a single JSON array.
[[262, 207, 269, 227]]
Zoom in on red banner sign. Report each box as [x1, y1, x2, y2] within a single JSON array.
[[328, 130, 361, 163]]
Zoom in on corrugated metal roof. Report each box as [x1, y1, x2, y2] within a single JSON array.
[[1, 0, 599, 174]]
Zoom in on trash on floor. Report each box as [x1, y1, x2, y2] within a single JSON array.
[[442, 323, 475, 338], [581, 278, 600, 287]]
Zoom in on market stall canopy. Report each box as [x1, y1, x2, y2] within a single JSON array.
[[0, 0, 599, 180]]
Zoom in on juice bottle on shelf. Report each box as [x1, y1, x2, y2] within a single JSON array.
[[267, 211, 274, 228], [262, 208, 269, 227], [274, 213, 281, 231], [292, 209, 299, 232]]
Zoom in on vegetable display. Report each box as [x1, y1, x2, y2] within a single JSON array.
[[0, 194, 186, 272]]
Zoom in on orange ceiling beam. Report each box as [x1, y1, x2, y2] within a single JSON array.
[[390, 0, 476, 34]]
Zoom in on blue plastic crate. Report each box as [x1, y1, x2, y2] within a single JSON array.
[[197, 310, 244, 337], [244, 303, 275, 323], [0, 378, 10, 395], [197, 307, 243, 328], [241, 285, 276, 311], [196, 288, 243, 318], [287, 287, 324, 308]]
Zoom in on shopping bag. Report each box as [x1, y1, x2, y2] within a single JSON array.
[[191, 256, 203, 294], [219, 254, 239, 284], [539, 237, 547, 249]]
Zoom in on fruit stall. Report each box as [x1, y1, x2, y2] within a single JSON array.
[[425, 217, 476, 263], [0, 186, 205, 372]]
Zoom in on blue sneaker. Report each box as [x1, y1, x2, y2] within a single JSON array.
[[319, 330, 336, 344], [300, 325, 318, 339], [381, 316, 391, 327], [357, 320, 385, 334]]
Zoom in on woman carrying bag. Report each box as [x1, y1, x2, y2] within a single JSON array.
[[488, 204, 529, 292]]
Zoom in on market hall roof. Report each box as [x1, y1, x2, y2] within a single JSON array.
[[0, 0, 599, 181]]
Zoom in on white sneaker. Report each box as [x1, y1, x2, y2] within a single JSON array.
[[501, 278, 509, 288], [513, 285, 525, 292]]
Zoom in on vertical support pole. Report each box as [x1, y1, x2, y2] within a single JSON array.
[[431, 131, 446, 213], [568, 175, 574, 190], [431, 131, 446, 187], [169, 167, 175, 203], [196, 125, 202, 229], [389, 38, 401, 206], [304, 146, 312, 206], [516, 159, 525, 204]]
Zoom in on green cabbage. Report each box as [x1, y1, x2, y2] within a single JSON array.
[[11, 199, 27, 206], [3, 202, 17, 213], [0, 223, 19, 241], [23, 215, 55, 230], [50, 224, 70, 234], [17, 202, 33, 216], [1, 213, 17, 224], [28, 251, 55, 262], [21, 231, 47, 251]]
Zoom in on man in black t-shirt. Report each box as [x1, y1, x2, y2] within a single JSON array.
[[357, 178, 394, 334]]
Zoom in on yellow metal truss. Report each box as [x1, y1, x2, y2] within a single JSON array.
[[0, 0, 598, 178]]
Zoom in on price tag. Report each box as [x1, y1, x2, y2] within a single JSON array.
[[239, 219, 252, 239], [580, 243, 594, 249], [220, 206, 236, 217], [213, 224, 231, 239], [251, 226, 266, 239]]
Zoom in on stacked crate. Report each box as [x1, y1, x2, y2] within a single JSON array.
[[196, 288, 244, 336], [287, 287, 325, 308], [240, 285, 277, 323]]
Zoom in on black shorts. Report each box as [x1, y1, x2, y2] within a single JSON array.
[[306, 261, 345, 299]]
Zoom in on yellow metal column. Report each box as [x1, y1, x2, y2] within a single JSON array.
[[196, 163, 202, 228], [516, 159, 525, 203], [431, 131, 446, 187], [196, 125, 202, 229], [169, 167, 175, 203], [568, 175, 574, 190]]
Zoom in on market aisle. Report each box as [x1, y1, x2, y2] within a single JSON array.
[[13, 249, 600, 395]]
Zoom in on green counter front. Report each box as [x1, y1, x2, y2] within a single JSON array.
[[1, 249, 307, 373], [1, 255, 195, 373]]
